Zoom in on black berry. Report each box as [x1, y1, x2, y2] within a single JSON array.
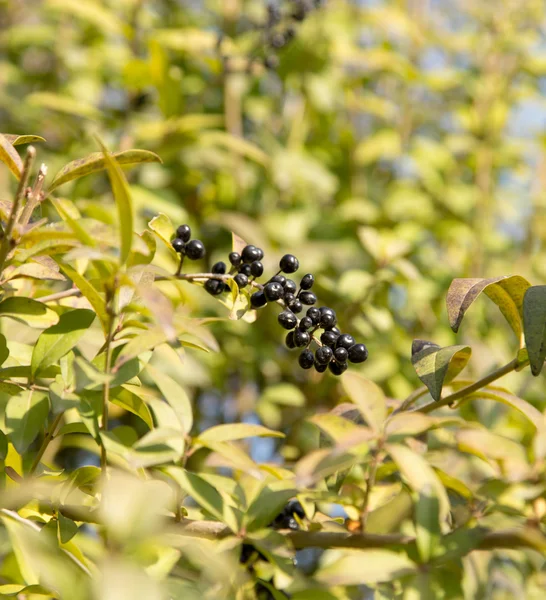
[[278, 310, 297, 330], [283, 293, 296, 305], [284, 279, 297, 295], [264, 282, 284, 302], [176, 224, 191, 242], [314, 360, 328, 373], [250, 261, 264, 277], [294, 329, 310, 347], [239, 264, 252, 277], [334, 347, 349, 363], [205, 279, 223, 296], [329, 361, 348, 376], [320, 330, 339, 347], [315, 346, 333, 365], [285, 500, 305, 519], [300, 274, 314, 290], [299, 291, 317, 306], [328, 326, 341, 335], [270, 32, 286, 48], [298, 316, 313, 330], [306, 307, 321, 325], [242, 245, 261, 263], [285, 331, 296, 349], [212, 261, 226, 274], [171, 238, 185, 253], [264, 54, 279, 70], [319, 307, 337, 329], [288, 299, 303, 314], [229, 252, 242, 267], [250, 291, 267, 308], [279, 254, 299, 274], [349, 343, 368, 364], [255, 248, 264, 261], [298, 349, 314, 369], [185, 239, 206, 260], [234, 273, 248, 289], [336, 334, 356, 350], [270, 274, 286, 286]]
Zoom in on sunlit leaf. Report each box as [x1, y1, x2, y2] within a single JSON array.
[[110, 388, 153, 429], [0, 296, 59, 328], [0, 132, 23, 179], [341, 372, 386, 432], [146, 364, 193, 434], [5, 390, 49, 453], [197, 423, 283, 443], [2, 134, 46, 146], [415, 484, 441, 563]]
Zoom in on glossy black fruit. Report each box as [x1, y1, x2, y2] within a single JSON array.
[[284, 279, 297, 295], [315, 345, 333, 365], [229, 251, 242, 267], [306, 307, 321, 325], [336, 334, 356, 350], [255, 247, 264, 260], [242, 245, 261, 263], [349, 343, 368, 363], [283, 292, 296, 305], [299, 291, 317, 306], [329, 361, 348, 376], [300, 274, 314, 290], [314, 360, 328, 373], [240, 264, 252, 277], [171, 238, 185, 253], [298, 349, 314, 369], [176, 224, 191, 242], [250, 261, 264, 277], [319, 307, 337, 329], [285, 331, 296, 349], [285, 499, 305, 518], [185, 239, 206, 260], [288, 299, 303, 314], [212, 261, 226, 274], [250, 290, 267, 308], [264, 282, 284, 302], [294, 329, 310, 347], [270, 274, 286, 286], [279, 254, 299, 274], [278, 310, 297, 330], [320, 330, 339, 347], [204, 279, 224, 296], [298, 316, 313, 330], [334, 347, 349, 363], [234, 273, 249, 289]]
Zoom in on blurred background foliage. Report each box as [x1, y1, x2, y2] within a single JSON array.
[[2, 0, 546, 595]]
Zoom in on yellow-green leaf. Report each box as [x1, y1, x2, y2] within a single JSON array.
[[2, 134, 46, 146], [0, 297, 59, 328], [523, 285, 546, 376], [5, 390, 49, 454], [341, 372, 386, 432], [197, 423, 284, 443], [0, 133, 23, 179], [146, 364, 193, 434], [110, 388, 153, 430]]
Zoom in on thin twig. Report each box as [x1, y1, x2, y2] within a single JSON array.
[[38, 287, 81, 303], [19, 162, 47, 226], [100, 288, 116, 474], [360, 439, 383, 531], [29, 412, 64, 475]]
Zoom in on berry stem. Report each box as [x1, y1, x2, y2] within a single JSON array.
[[176, 254, 185, 277]]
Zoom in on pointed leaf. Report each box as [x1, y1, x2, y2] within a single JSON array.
[[5, 391, 49, 453], [411, 343, 471, 401], [0, 133, 23, 179], [0, 333, 9, 366], [232, 232, 248, 255], [48, 149, 161, 192], [31, 309, 95, 379], [245, 484, 297, 532], [415, 484, 441, 563], [446, 276, 530, 337], [341, 372, 386, 432], [146, 364, 193, 434], [523, 285, 546, 375], [110, 388, 153, 429], [2, 134, 46, 146], [0, 297, 59, 328], [57, 512, 79, 544], [197, 423, 284, 443]]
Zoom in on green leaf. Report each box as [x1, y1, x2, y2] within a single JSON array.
[[0, 584, 52, 597], [386, 443, 449, 521], [49, 377, 80, 414], [0, 333, 9, 366], [110, 388, 153, 429], [415, 484, 441, 563], [114, 327, 170, 371], [31, 309, 95, 379], [0, 132, 23, 179], [446, 276, 531, 338], [411, 342, 471, 401], [200, 131, 269, 167], [308, 413, 362, 443], [2, 134, 46, 146], [523, 285, 546, 375], [96, 139, 134, 266], [0, 430, 8, 460], [148, 213, 178, 257], [146, 364, 193, 434], [197, 423, 284, 443], [245, 484, 297, 532], [341, 372, 386, 432], [0, 297, 59, 328], [5, 390, 49, 453], [48, 148, 161, 191], [27, 91, 100, 120], [57, 263, 109, 334], [57, 512, 79, 544], [315, 549, 415, 586]]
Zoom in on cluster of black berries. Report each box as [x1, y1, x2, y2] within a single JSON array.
[[171, 227, 369, 375], [261, 0, 326, 70], [171, 224, 206, 261]]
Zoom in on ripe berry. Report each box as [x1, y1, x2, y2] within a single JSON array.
[[320, 330, 339, 348], [298, 349, 314, 369], [300, 274, 314, 290], [229, 252, 242, 267], [176, 224, 191, 242], [299, 291, 317, 306], [334, 347, 349, 363], [336, 334, 356, 350], [283, 292, 296, 305], [205, 279, 223, 296], [314, 360, 328, 373], [285, 331, 296, 349], [250, 290, 267, 308], [264, 282, 284, 302], [279, 254, 299, 274], [349, 343, 369, 364], [250, 261, 264, 277], [328, 326, 341, 335], [329, 361, 348, 376], [285, 500, 305, 519], [278, 310, 297, 330], [306, 307, 321, 325], [239, 264, 252, 277], [288, 299, 303, 314], [212, 261, 226, 274], [264, 54, 279, 70], [255, 248, 264, 261], [315, 346, 333, 365], [270, 274, 286, 286], [242, 245, 261, 263], [319, 307, 337, 329], [234, 273, 248, 289], [171, 238, 185, 253], [298, 316, 313, 330], [185, 239, 206, 260], [270, 32, 286, 48], [284, 279, 297, 295], [294, 329, 310, 347]]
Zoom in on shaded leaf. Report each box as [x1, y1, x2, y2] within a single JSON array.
[[415, 484, 441, 563], [0, 296, 59, 328], [48, 149, 161, 192], [411, 343, 471, 401], [31, 309, 95, 379], [110, 388, 153, 429], [0, 133, 23, 179], [245, 484, 297, 532], [523, 285, 546, 375], [57, 512, 79, 544], [341, 372, 386, 432], [5, 391, 49, 453], [446, 276, 530, 338], [0, 333, 9, 366]]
